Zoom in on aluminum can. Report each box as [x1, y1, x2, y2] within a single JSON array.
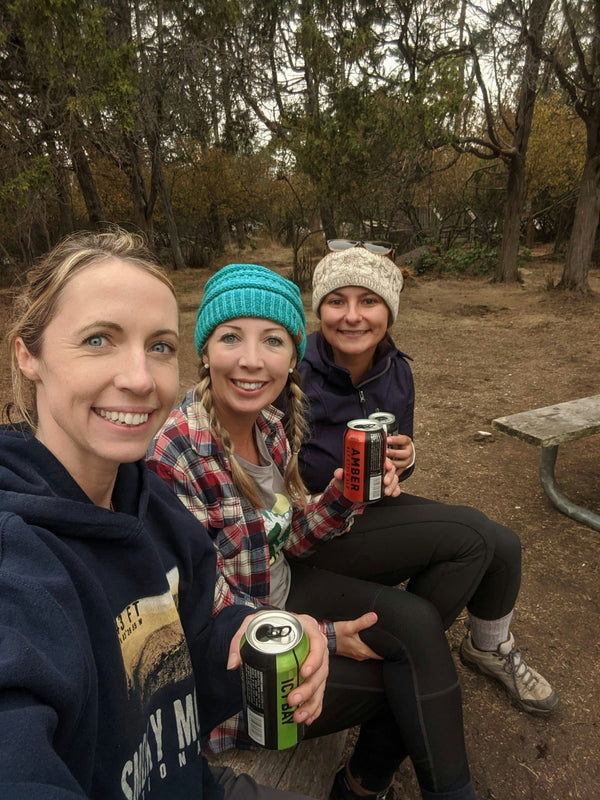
[[240, 610, 309, 750], [368, 411, 398, 436], [343, 419, 386, 502]]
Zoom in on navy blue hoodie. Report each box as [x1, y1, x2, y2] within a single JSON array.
[[0, 426, 253, 799], [297, 330, 415, 493]]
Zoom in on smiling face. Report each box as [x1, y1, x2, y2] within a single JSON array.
[[15, 258, 179, 500], [319, 285, 390, 367], [204, 317, 296, 430]]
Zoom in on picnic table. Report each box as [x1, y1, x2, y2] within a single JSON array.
[[492, 395, 600, 532]]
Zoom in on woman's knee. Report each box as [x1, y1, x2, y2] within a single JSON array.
[[464, 510, 522, 575], [491, 522, 522, 566], [449, 505, 520, 564], [362, 587, 447, 660]]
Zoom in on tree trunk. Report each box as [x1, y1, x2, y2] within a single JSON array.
[[157, 167, 186, 270], [54, 172, 74, 238], [122, 130, 154, 238], [558, 155, 600, 294], [319, 202, 336, 241], [47, 138, 74, 237], [70, 139, 106, 228], [525, 207, 535, 248], [494, 0, 552, 283], [495, 152, 525, 282], [108, 0, 154, 240], [207, 201, 226, 252], [553, 204, 574, 254]]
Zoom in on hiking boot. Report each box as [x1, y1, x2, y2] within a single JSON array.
[[460, 631, 559, 715], [330, 767, 394, 800]]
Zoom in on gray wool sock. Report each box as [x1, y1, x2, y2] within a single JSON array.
[[468, 610, 514, 652]]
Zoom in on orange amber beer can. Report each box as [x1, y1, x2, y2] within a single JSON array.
[[343, 419, 386, 502]]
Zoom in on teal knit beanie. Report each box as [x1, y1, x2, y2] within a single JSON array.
[[194, 263, 307, 360]]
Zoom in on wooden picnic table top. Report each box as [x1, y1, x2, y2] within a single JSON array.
[[492, 394, 600, 448]]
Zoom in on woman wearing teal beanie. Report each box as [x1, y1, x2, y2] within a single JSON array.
[[147, 263, 479, 800], [194, 263, 307, 359]]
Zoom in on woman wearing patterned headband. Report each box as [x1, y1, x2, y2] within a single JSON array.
[[294, 246, 558, 719], [147, 263, 480, 800]]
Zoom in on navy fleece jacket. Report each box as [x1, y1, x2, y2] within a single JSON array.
[[297, 330, 415, 493], [0, 426, 252, 799]]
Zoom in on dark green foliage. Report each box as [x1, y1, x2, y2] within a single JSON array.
[[419, 241, 533, 277], [419, 242, 499, 276]]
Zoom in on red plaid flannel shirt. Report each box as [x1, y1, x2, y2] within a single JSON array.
[[146, 389, 362, 752]]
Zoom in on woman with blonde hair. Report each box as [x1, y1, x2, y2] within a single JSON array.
[[0, 229, 328, 800], [148, 263, 480, 800]]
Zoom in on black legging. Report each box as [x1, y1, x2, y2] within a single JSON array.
[[301, 493, 522, 627], [284, 493, 521, 796], [286, 564, 471, 796]]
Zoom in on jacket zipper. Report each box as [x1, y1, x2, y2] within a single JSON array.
[[358, 388, 367, 416]]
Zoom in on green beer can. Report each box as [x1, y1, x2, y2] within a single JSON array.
[[240, 610, 309, 750]]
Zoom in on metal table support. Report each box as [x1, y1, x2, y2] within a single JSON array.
[[539, 445, 600, 533], [493, 395, 600, 534]]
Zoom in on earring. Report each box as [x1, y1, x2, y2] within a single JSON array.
[[203, 362, 210, 370], [289, 368, 294, 374]]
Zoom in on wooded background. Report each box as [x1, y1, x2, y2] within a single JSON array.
[[1, 1, 598, 293]]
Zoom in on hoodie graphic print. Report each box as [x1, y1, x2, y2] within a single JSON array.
[[0, 426, 251, 799]]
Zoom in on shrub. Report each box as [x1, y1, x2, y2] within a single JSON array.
[[418, 241, 534, 277], [419, 242, 498, 276]]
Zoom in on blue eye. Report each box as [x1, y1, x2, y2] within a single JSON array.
[[151, 342, 176, 354], [87, 335, 106, 347], [266, 336, 284, 347]]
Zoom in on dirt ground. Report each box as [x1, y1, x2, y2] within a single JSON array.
[[1, 244, 599, 800]]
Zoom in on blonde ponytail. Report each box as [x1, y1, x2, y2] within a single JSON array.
[[282, 369, 310, 507]]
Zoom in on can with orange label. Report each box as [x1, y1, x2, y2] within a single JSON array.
[[343, 419, 385, 502]]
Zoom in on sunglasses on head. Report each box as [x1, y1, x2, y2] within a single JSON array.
[[327, 239, 395, 256]]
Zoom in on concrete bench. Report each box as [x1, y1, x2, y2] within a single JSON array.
[[492, 394, 600, 532], [208, 730, 348, 799]]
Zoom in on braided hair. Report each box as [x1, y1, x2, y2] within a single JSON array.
[[195, 362, 309, 510]]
